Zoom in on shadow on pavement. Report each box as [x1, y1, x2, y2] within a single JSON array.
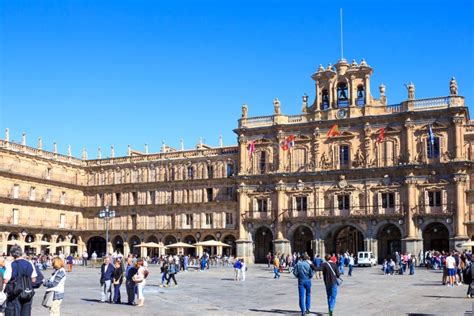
[[422, 295, 467, 299], [249, 308, 323, 315]]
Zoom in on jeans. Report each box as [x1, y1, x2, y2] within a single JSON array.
[[113, 283, 121, 303], [273, 267, 280, 278], [339, 265, 344, 275], [101, 280, 112, 302], [5, 295, 33, 316], [348, 264, 353, 276], [167, 273, 177, 285], [325, 284, 338, 313], [161, 272, 167, 284], [82, 258, 88, 266], [298, 280, 311, 313], [409, 264, 415, 275], [126, 280, 135, 304]]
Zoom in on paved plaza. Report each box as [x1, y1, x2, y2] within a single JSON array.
[[29, 264, 472, 316]]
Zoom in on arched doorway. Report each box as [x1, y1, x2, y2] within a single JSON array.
[[146, 236, 159, 257], [293, 226, 314, 257], [377, 224, 402, 263], [203, 235, 216, 255], [41, 234, 52, 255], [183, 235, 196, 256], [24, 234, 36, 256], [56, 235, 65, 255], [112, 236, 124, 254], [332, 226, 364, 255], [69, 235, 78, 255], [254, 226, 273, 263], [423, 222, 449, 252], [6, 233, 20, 255], [164, 235, 177, 254], [222, 235, 236, 257], [87, 236, 106, 257], [129, 236, 141, 256]]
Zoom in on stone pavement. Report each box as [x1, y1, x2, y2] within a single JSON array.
[[30, 264, 472, 316]]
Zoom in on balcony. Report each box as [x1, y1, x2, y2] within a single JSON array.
[[416, 204, 453, 216]]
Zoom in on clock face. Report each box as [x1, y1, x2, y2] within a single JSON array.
[[337, 109, 347, 119]]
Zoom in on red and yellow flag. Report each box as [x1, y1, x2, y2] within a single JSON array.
[[377, 128, 385, 144], [326, 124, 339, 138]]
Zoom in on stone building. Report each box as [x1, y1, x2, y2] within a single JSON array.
[[0, 58, 472, 263]]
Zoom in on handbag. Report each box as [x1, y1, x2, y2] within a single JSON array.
[[42, 291, 54, 308], [326, 262, 343, 286]]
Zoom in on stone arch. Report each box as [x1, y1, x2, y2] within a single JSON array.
[[250, 223, 275, 242], [87, 236, 106, 257], [422, 221, 450, 253], [376, 223, 402, 263], [164, 235, 177, 246], [112, 235, 124, 254], [254, 226, 274, 263], [183, 235, 197, 256], [129, 235, 141, 256], [290, 225, 314, 257], [324, 223, 366, 255], [222, 234, 237, 257]]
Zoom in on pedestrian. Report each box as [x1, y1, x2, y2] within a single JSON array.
[[446, 252, 456, 287], [233, 258, 242, 281], [166, 258, 178, 287], [465, 260, 474, 298], [313, 255, 322, 279], [100, 257, 114, 303], [267, 252, 272, 268], [125, 258, 138, 306], [112, 259, 123, 304], [132, 259, 148, 306], [160, 260, 169, 286], [183, 255, 189, 272], [338, 255, 344, 275], [321, 254, 341, 316], [409, 255, 415, 275], [82, 250, 88, 267], [273, 254, 281, 279], [293, 254, 314, 316], [3, 244, 38, 316], [66, 254, 73, 273], [348, 254, 354, 277], [240, 259, 247, 281], [91, 251, 98, 268], [43, 257, 67, 316], [0, 256, 5, 316]]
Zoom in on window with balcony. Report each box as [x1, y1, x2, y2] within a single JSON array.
[[428, 191, 442, 207], [296, 196, 308, 211], [29, 187, 36, 201], [381, 192, 395, 208], [12, 184, 19, 199], [259, 151, 267, 174], [226, 164, 234, 177], [337, 194, 350, 210], [206, 188, 213, 202], [187, 166, 194, 179], [45, 189, 52, 202], [257, 198, 268, 212], [226, 212, 233, 225], [427, 137, 440, 159], [12, 209, 19, 225], [59, 214, 66, 228], [207, 165, 213, 179], [339, 145, 350, 167], [205, 213, 213, 226], [115, 193, 121, 206], [149, 191, 156, 204], [186, 214, 193, 226], [132, 192, 138, 205], [60, 191, 66, 205], [46, 167, 52, 179]]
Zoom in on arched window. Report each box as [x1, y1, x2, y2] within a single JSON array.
[[357, 85, 365, 106], [337, 83, 349, 107], [321, 89, 330, 110]]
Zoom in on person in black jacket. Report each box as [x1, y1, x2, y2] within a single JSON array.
[[125, 258, 138, 305], [320, 254, 341, 316], [112, 260, 123, 304], [100, 257, 115, 303]]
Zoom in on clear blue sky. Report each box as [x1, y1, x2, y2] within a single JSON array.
[[1, 0, 473, 158]]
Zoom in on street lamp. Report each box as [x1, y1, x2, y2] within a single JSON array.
[[99, 205, 116, 256]]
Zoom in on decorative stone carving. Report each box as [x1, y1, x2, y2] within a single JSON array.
[[406, 82, 415, 100], [450, 77, 458, 95], [242, 103, 248, 118], [338, 175, 348, 189], [273, 98, 281, 115], [352, 149, 365, 168]]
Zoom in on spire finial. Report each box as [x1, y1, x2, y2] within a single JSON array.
[[127, 145, 131, 156], [180, 139, 184, 151], [21, 133, 26, 146], [82, 148, 88, 160], [111, 146, 115, 158], [340, 8, 344, 60], [97, 147, 102, 159], [53, 142, 58, 154], [219, 135, 223, 148], [4, 128, 9, 142], [38, 137, 43, 150], [67, 145, 72, 157], [144, 143, 149, 154]]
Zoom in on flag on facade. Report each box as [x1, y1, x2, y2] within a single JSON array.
[[377, 127, 385, 143], [248, 141, 255, 159], [281, 134, 296, 151], [428, 124, 435, 145], [326, 124, 339, 138]]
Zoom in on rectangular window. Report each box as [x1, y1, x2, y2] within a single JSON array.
[[427, 137, 440, 159], [382, 193, 395, 208], [98, 193, 104, 206], [187, 166, 194, 179], [257, 198, 268, 212], [60, 191, 66, 205], [132, 192, 138, 205], [13, 184, 19, 199], [226, 187, 235, 200], [259, 151, 267, 174], [29, 187, 36, 201], [206, 188, 213, 202], [46, 189, 52, 202], [12, 209, 19, 225], [186, 214, 193, 226], [428, 191, 442, 207], [205, 213, 213, 225], [115, 193, 121, 206], [207, 165, 213, 179], [59, 214, 66, 228], [46, 167, 52, 179], [337, 195, 350, 210], [149, 191, 156, 204], [226, 212, 233, 225], [226, 164, 234, 177], [339, 145, 349, 166], [296, 196, 308, 211]]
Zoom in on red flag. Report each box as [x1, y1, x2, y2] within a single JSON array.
[[327, 124, 339, 138], [248, 141, 255, 159], [281, 134, 296, 151], [377, 128, 385, 143]]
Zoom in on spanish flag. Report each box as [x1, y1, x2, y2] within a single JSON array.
[[327, 124, 339, 138], [377, 128, 385, 144]]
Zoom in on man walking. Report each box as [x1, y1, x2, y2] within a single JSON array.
[[82, 250, 88, 267], [293, 254, 314, 316], [273, 254, 281, 279], [446, 252, 456, 287], [125, 257, 138, 305], [348, 254, 355, 277], [321, 254, 340, 316], [100, 257, 114, 303]]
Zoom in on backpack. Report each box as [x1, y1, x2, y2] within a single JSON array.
[[31, 265, 44, 289], [6, 261, 35, 303]]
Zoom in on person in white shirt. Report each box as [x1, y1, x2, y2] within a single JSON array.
[[240, 259, 247, 281], [445, 253, 456, 287]]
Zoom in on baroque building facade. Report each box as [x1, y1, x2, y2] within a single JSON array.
[[0, 58, 472, 263]]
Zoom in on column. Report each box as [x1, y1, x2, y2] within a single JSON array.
[[405, 176, 417, 238], [273, 181, 290, 255], [453, 116, 464, 160], [454, 173, 468, 238], [238, 135, 247, 174], [277, 131, 285, 172], [312, 128, 320, 172], [123, 242, 130, 257], [236, 185, 253, 262], [404, 119, 414, 163], [1, 232, 9, 255]]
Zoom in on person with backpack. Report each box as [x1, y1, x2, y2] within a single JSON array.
[[3, 244, 37, 316], [320, 254, 341, 316], [293, 254, 314, 316], [43, 257, 66, 316], [166, 258, 178, 287]]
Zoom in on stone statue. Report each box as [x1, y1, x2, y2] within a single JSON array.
[[406, 82, 415, 100], [450, 77, 458, 95], [379, 84, 386, 105], [242, 103, 248, 118], [353, 149, 365, 167], [320, 152, 330, 169], [5, 128, 9, 141], [273, 98, 281, 115], [302, 94, 308, 113]]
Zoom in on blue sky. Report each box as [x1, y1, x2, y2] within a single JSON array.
[[1, 0, 473, 158]]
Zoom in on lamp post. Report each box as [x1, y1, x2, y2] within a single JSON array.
[[99, 205, 115, 256]]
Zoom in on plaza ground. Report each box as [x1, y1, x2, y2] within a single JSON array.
[[30, 264, 472, 316]]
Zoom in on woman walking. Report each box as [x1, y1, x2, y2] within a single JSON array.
[[166, 258, 178, 287], [112, 259, 123, 304], [44, 257, 67, 316], [132, 259, 147, 307]]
